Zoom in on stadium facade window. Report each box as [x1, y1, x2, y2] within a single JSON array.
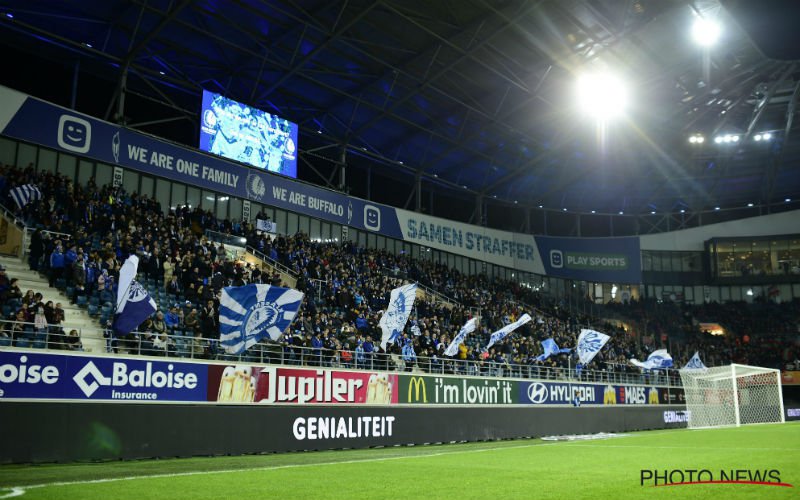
[[155, 179, 171, 215], [708, 235, 800, 282], [170, 182, 186, 209], [57, 152, 76, 179], [140, 176, 154, 199], [286, 212, 299, 236], [38, 148, 57, 173], [215, 193, 229, 220], [0, 136, 16, 165], [122, 169, 139, 196], [95, 162, 113, 187], [77, 159, 94, 186], [16, 142, 37, 168], [186, 186, 200, 209]]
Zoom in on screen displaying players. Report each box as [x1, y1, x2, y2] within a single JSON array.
[[199, 90, 298, 178]]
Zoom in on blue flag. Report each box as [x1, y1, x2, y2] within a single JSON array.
[[682, 351, 707, 371], [113, 255, 157, 336], [535, 338, 571, 362], [631, 349, 674, 370], [486, 314, 531, 349], [219, 284, 304, 354], [9, 184, 42, 208], [378, 283, 417, 349]]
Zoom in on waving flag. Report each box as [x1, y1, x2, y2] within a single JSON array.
[[631, 349, 674, 370], [576, 328, 610, 365], [682, 351, 707, 371], [219, 284, 304, 354], [444, 318, 478, 357], [113, 255, 156, 336], [486, 313, 531, 349], [378, 283, 417, 348], [9, 184, 42, 208], [535, 338, 571, 362]]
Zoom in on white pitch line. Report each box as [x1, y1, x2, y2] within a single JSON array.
[[1, 442, 553, 495], [0, 488, 25, 499]]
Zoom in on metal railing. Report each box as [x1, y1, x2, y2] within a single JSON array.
[[0, 324, 681, 387], [22, 227, 73, 257], [378, 266, 462, 309], [245, 245, 299, 280], [0, 320, 84, 351]]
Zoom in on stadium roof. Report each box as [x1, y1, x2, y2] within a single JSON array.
[[1, 0, 799, 234]]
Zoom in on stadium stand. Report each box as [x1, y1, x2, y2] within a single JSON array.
[[1, 162, 796, 382]]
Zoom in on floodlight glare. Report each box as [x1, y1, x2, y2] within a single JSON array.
[[692, 18, 721, 47], [696, 136, 704, 143], [714, 136, 723, 144], [754, 134, 762, 141], [689, 136, 697, 143], [732, 135, 739, 142], [762, 132, 772, 140], [576, 73, 628, 119]]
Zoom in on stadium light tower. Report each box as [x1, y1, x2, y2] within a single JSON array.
[[692, 18, 721, 46], [576, 73, 628, 120]]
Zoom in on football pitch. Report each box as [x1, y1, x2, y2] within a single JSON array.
[[0, 422, 797, 500]]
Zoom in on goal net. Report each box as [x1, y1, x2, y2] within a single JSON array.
[[679, 364, 785, 429]]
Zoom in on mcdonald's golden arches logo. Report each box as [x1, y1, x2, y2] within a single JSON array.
[[407, 376, 428, 403]]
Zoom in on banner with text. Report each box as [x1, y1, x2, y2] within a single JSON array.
[[518, 380, 681, 405], [535, 235, 642, 283], [0, 85, 640, 283]]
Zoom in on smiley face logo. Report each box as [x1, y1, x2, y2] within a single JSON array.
[[57, 115, 92, 153]]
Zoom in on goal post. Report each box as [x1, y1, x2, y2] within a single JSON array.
[[679, 364, 785, 429]]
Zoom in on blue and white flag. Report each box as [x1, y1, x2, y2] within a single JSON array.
[[9, 184, 43, 208], [682, 351, 707, 371], [379, 283, 417, 349], [576, 328, 610, 365], [535, 338, 571, 362], [631, 349, 674, 370], [444, 318, 478, 357], [219, 284, 304, 354], [113, 255, 157, 336], [486, 313, 531, 349]]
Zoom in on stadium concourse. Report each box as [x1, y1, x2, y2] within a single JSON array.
[[0, 163, 797, 377]]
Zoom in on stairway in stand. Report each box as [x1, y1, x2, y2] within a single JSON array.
[[0, 255, 105, 353]]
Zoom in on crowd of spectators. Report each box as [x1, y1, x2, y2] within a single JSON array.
[[0, 162, 797, 379]]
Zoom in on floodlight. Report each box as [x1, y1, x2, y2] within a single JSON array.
[[576, 73, 628, 119], [762, 132, 772, 140], [714, 136, 723, 144], [754, 134, 762, 141], [692, 18, 721, 46], [732, 135, 739, 142], [696, 136, 704, 143]]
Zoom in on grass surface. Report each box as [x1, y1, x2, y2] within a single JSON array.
[[1, 423, 798, 499]]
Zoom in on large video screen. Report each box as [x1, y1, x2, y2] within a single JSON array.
[[199, 90, 298, 178]]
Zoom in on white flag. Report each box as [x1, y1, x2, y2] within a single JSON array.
[[486, 314, 531, 349], [378, 283, 417, 349], [444, 318, 478, 357], [682, 351, 707, 371], [631, 349, 674, 370], [576, 328, 610, 365]]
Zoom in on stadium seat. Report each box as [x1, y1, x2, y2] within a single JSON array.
[[65, 285, 74, 298], [89, 296, 100, 307], [88, 304, 99, 317], [76, 295, 88, 307], [55, 278, 67, 290]]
